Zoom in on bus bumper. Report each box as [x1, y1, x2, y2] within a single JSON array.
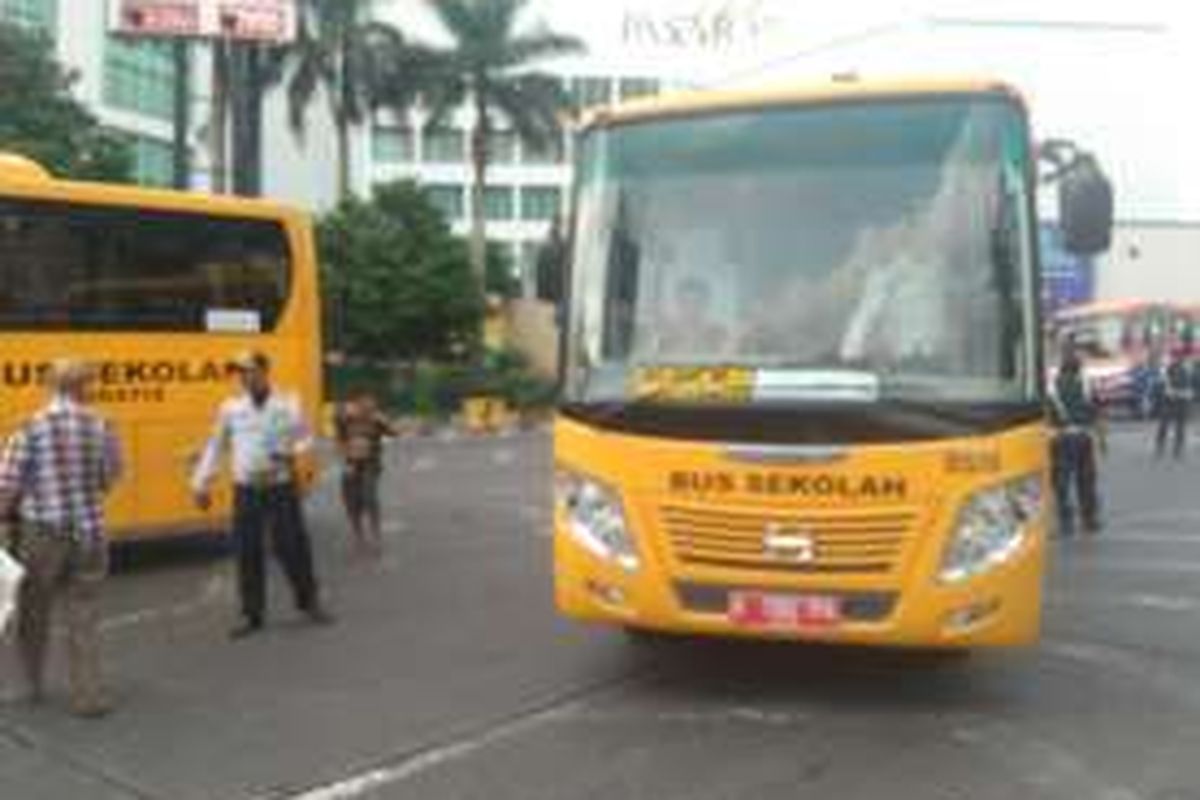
[[554, 524, 1044, 649]]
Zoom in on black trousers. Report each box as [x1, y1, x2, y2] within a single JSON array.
[[1156, 399, 1189, 459], [1052, 432, 1099, 533], [232, 484, 319, 624]]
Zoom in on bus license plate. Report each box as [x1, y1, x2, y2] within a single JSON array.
[[729, 591, 842, 629]]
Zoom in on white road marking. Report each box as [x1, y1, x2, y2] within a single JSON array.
[[1048, 593, 1200, 613], [381, 520, 410, 535], [1062, 559, 1200, 575], [99, 571, 230, 634], [284, 698, 587, 800], [569, 707, 809, 727], [1127, 594, 1200, 611], [491, 448, 516, 466], [1106, 509, 1200, 529], [409, 456, 437, 472], [1085, 534, 1200, 544]]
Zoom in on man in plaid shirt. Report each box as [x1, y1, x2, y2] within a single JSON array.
[[0, 359, 122, 717]]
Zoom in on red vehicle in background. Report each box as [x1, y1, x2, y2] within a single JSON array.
[[1048, 300, 1197, 417]]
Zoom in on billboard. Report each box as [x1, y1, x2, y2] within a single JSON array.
[[112, 0, 297, 43]]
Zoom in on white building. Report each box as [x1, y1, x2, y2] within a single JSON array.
[[0, 0, 201, 187]]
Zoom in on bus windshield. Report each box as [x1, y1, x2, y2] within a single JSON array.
[[565, 97, 1037, 406]]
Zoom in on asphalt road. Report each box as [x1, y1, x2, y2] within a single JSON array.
[[4, 424, 1200, 800]]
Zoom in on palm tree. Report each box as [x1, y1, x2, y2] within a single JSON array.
[[419, 0, 584, 284], [268, 0, 417, 202]]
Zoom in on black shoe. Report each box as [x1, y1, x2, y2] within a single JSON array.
[[305, 606, 335, 626], [229, 620, 263, 639]]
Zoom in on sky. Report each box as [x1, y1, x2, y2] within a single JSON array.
[[525, 0, 1200, 80], [526, 0, 1200, 221], [376, 0, 1200, 220]]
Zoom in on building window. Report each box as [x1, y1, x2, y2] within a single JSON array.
[[0, 0, 56, 29], [104, 37, 177, 121], [372, 126, 414, 164], [424, 183, 464, 221], [619, 78, 660, 102], [128, 135, 174, 187], [522, 134, 565, 165], [483, 186, 514, 221], [571, 77, 611, 110], [487, 131, 517, 165], [422, 128, 465, 163], [520, 186, 561, 222]]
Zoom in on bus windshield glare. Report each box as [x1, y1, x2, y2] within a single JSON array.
[[566, 97, 1037, 407]]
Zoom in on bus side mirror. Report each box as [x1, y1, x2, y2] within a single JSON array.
[[1059, 158, 1113, 256]]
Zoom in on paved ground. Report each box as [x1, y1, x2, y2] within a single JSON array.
[[3, 424, 1200, 799]]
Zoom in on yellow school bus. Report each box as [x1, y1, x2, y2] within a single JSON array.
[[0, 154, 323, 541], [554, 78, 1112, 649]]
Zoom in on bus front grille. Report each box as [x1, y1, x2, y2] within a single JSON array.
[[660, 504, 917, 575]]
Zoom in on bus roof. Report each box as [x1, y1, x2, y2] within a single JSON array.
[[0, 152, 307, 224], [580, 76, 1023, 131]]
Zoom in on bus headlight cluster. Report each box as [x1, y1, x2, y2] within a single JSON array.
[[939, 474, 1043, 584], [555, 469, 639, 572]]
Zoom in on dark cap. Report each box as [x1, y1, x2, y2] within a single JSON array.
[[230, 349, 270, 372]]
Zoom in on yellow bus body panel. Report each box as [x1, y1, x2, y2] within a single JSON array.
[[0, 168, 323, 541], [553, 416, 1048, 649]]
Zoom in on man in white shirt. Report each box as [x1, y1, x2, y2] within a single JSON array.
[[192, 350, 331, 638]]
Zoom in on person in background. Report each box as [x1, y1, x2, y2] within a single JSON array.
[[1050, 342, 1103, 536], [335, 389, 398, 557], [0, 359, 122, 717], [191, 350, 332, 638], [1155, 345, 1194, 460]]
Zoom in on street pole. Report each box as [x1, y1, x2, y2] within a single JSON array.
[[172, 38, 191, 190], [210, 38, 229, 193], [231, 44, 265, 197]]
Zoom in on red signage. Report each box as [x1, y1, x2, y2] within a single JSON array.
[[118, 0, 202, 37], [112, 0, 296, 43], [216, 0, 296, 42]]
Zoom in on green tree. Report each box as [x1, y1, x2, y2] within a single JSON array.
[[270, 0, 420, 201], [0, 23, 131, 181], [419, 0, 584, 284], [318, 181, 483, 360]]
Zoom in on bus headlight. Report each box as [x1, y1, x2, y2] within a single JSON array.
[[939, 474, 1043, 584], [555, 469, 640, 572]]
